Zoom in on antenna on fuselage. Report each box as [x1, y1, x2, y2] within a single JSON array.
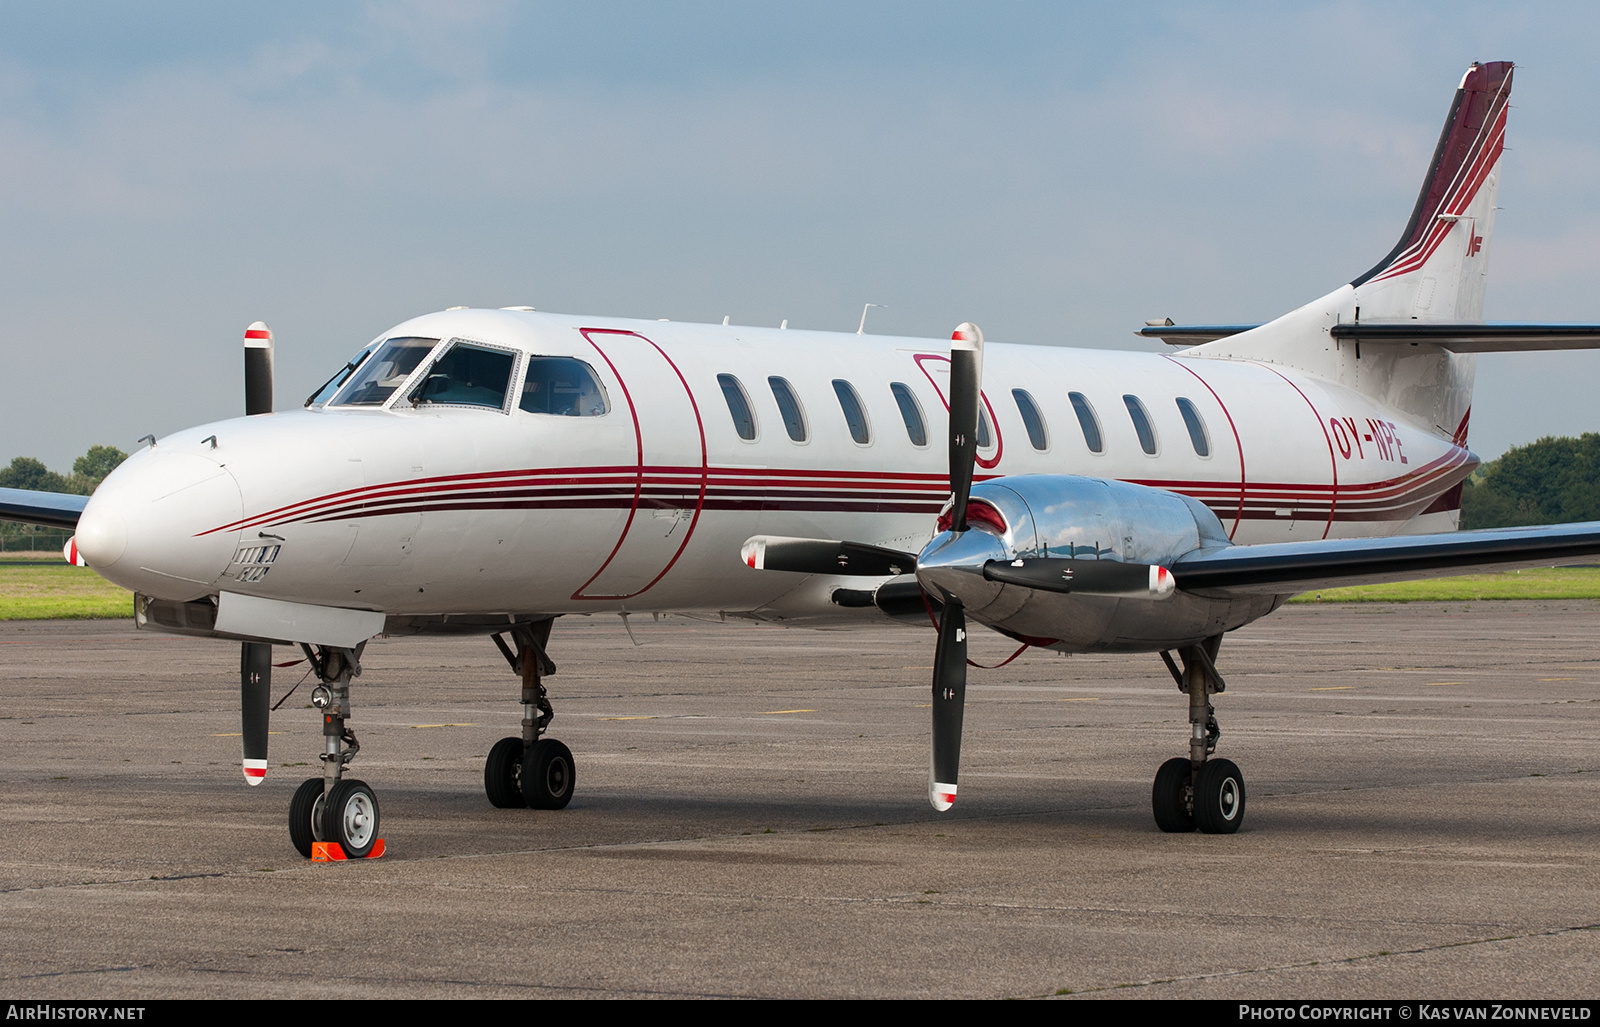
[[857, 303, 884, 335]]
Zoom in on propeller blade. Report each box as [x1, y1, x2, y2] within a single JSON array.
[[982, 558, 1176, 599], [947, 323, 983, 533], [741, 536, 917, 576], [240, 323, 275, 785], [240, 641, 271, 786], [244, 321, 274, 416], [929, 596, 967, 811]]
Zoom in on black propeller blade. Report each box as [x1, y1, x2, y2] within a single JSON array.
[[982, 558, 1176, 599], [740, 536, 917, 577], [925, 321, 986, 811], [929, 596, 967, 810], [241, 321, 274, 786], [947, 323, 984, 533], [244, 321, 274, 417], [241, 641, 271, 786]]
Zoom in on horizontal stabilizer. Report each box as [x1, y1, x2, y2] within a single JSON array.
[[1137, 323, 1262, 347], [1172, 521, 1600, 596], [1329, 322, 1600, 352], [0, 487, 89, 530]]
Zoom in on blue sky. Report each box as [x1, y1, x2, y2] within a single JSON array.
[[4, 2, 1600, 468]]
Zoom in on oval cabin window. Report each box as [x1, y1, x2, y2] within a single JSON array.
[[1123, 395, 1158, 456], [1176, 397, 1211, 457], [1069, 392, 1104, 454], [718, 374, 758, 441]]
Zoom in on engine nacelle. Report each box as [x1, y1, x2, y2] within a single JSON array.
[[921, 475, 1273, 653]]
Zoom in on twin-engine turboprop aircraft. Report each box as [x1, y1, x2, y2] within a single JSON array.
[[8, 60, 1600, 855]]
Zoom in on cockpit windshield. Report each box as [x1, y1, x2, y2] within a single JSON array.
[[407, 341, 517, 410], [329, 337, 439, 407], [305, 344, 377, 408]]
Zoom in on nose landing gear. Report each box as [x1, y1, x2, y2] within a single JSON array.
[[1152, 636, 1245, 834], [485, 620, 576, 811], [287, 643, 384, 859]]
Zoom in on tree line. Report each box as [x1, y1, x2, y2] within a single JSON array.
[[1460, 434, 1600, 529], [0, 446, 127, 552]]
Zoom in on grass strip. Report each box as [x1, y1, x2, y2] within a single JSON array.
[[0, 560, 134, 619], [1289, 566, 1600, 603]]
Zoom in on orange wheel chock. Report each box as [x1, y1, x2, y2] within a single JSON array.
[[311, 838, 386, 861]]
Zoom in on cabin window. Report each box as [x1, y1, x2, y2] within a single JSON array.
[[410, 341, 517, 410], [1123, 395, 1158, 455], [977, 407, 994, 450], [768, 376, 808, 442], [832, 380, 872, 445], [519, 357, 610, 416], [1012, 389, 1048, 451], [331, 337, 439, 407], [1176, 397, 1211, 457], [890, 382, 927, 447], [1069, 392, 1103, 453], [718, 374, 758, 441]]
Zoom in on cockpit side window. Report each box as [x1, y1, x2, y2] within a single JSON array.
[[409, 341, 517, 410], [330, 337, 439, 407], [519, 356, 611, 416], [306, 344, 376, 408]]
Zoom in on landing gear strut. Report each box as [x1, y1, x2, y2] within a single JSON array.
[[1152, 635, 1245, 834], [288, 643, 382, 858], [485, 621, 576, 811]]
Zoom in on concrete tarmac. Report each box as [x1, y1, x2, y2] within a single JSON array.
[[0, 602, 1597, 999]]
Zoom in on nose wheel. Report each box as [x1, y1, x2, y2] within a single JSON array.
[[286, 644, 385, 859]]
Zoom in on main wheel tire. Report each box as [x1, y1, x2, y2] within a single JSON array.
[[521, 739, 575, 810], [289, 777, 326, 858], [484, 737, 526, 808], [323, 779, 381, 858], [1194, 758, 1246, 834], [1152, 757, 1196, 833]]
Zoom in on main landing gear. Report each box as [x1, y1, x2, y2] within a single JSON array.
[[288, 643, 383, 859], [484, 621, 576, 811], [1152, 635, 1245, 834]]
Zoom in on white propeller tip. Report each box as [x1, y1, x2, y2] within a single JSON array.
[[929, 783, 957, 812], [243, 760, 267, 786]]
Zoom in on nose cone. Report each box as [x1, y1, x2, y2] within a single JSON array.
[[915, 529, 1009, 613], [79, 450, 244, 601]]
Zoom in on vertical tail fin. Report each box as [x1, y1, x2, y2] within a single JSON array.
[[1189, 62, 1513, 446], [1351, 61, 1512, 321]]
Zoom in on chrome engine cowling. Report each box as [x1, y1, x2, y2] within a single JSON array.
[[916, 475, 1276, 653]]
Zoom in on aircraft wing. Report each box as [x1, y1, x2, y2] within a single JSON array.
[[0, 487, 88, 530], [1171, 521, 1600, 597]]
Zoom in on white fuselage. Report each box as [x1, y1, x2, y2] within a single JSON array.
[[76, 308, 1476, 623]]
